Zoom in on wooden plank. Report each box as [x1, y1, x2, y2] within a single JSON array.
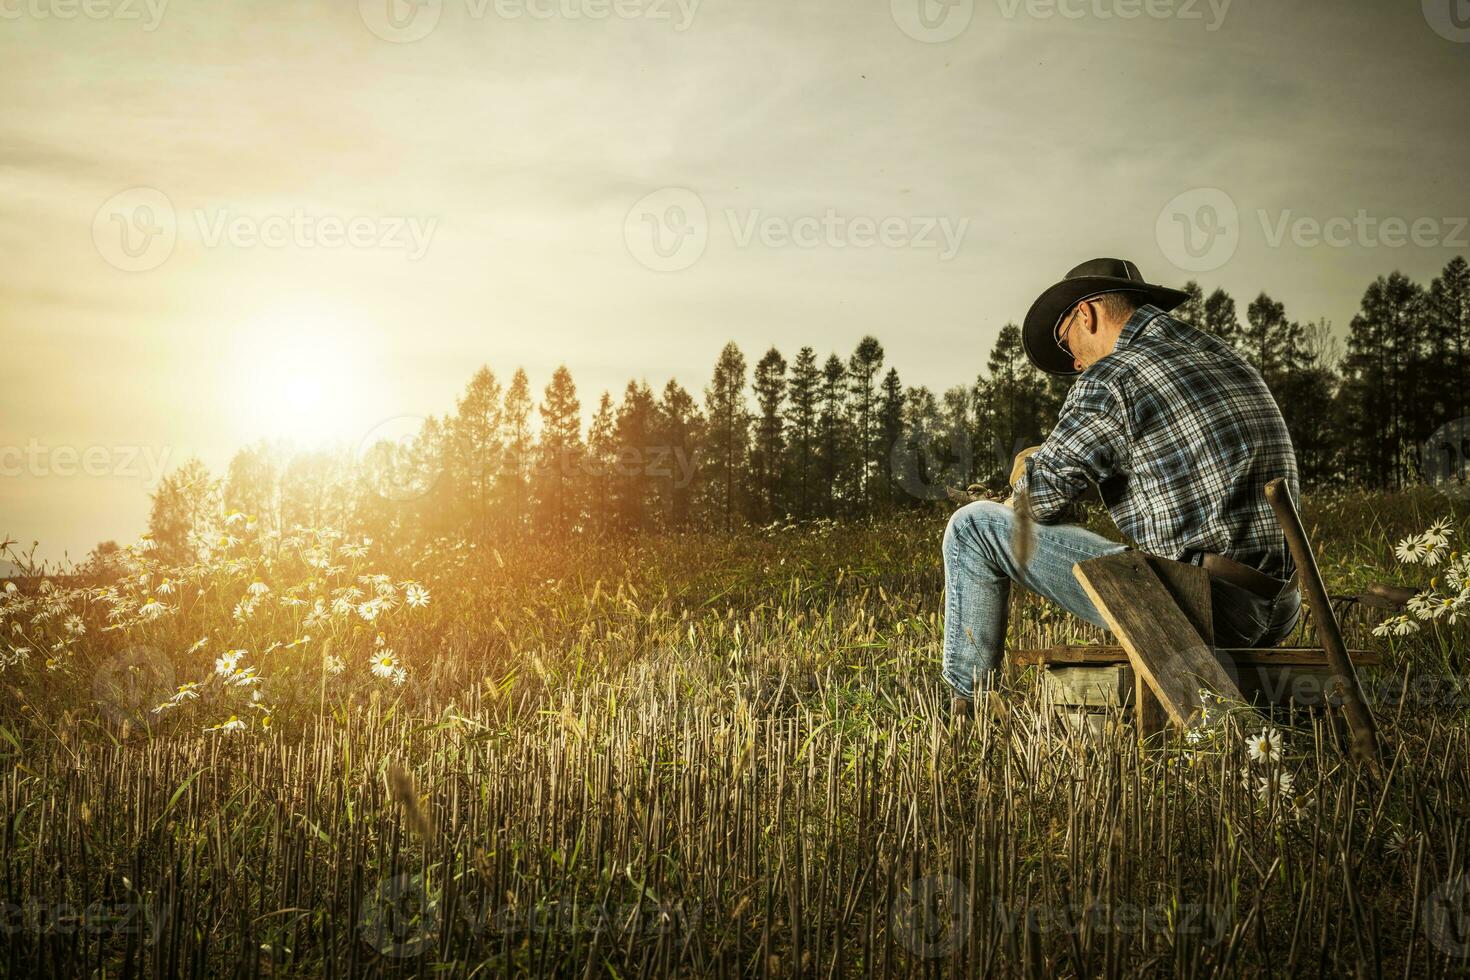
[[1145, 557, 1214, 644], [1013, 646, 1380, 667], [1044, 664, 1355, 709], [1073, 552, 1246, 728], [1043, 666, 1132, 707], [1139, 558, 1211, 740]]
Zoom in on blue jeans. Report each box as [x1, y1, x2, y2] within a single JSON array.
[[940, 500, 1302, 698]]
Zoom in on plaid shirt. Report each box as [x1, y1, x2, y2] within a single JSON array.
[[1013, 304, 1299, 580]]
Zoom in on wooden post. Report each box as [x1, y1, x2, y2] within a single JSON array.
[[1264, 478, 1381, 766]]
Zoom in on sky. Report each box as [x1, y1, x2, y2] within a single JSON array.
[[2, 0, 1468, 563]]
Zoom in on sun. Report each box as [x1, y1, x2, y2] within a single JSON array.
[[227, 309, 372, 448]]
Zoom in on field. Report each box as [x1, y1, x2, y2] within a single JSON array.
[[3, 490, 1470, 977]]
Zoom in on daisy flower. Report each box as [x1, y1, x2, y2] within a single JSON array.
[[1247, 728, 1283, 764], [324, 654, 346, 676], [206, 715, 247, 733], [1395, 534, 1428, 564], [370, 649, 399, 679], [215, 649, 245, 675], [405, 584, 430, 608], [247, 580, 270, 597], [1256, 769, 1295, 801]]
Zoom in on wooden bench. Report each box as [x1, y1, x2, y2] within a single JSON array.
[[1017, 552, 1378, 739]]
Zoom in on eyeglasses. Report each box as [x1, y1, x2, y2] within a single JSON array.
[[1055, 302, 1085, 356]]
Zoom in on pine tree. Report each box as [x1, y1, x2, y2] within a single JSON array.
[[784, 347, 821, 519], [450, 367, 503, 540], [499, 368, 534, 529], [1428, 256, 1470, 425], [818, 354, 848, 515], [147, 458, 219, 563], [1243, 293, 1304, 388], [980, 324, 1049, 482], [751, 348, 788, 523], [584, 392, 617, 529], [613, 381, 658, 532], [703, 342, 749, 530], [846, 337, 885, 514], [878, 367, 905, 509], [1177, 280, 1206, 326], [535, 366, 584, 534], [223, 441, 285, 535], [656, 380, 701, 529], [1340, 273, 1426, 486], [1202, 288, 1241, 347]]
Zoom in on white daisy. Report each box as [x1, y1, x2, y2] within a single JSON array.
[[1248, 728, 1283, 763], [370, 649, 399, 679], [405, 584, 430, 608]]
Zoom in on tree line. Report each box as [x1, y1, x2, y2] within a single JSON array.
[[141, 256, 1470, 558]]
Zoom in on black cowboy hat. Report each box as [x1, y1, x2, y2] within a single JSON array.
[[1021, 257, 1190, 376]]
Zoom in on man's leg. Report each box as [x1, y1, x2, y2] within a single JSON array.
[[941, 499, 1128, 699]]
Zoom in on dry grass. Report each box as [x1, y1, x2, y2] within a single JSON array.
[[2, 491, 1469, 976]]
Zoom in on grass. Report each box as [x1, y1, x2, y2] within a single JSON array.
[[2, 489, 1469, 976]]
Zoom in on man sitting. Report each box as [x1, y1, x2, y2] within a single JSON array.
[[944, 258, 1302, 717]]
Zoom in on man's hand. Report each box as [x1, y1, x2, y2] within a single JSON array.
[[1010, 445, 1043, 486]]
